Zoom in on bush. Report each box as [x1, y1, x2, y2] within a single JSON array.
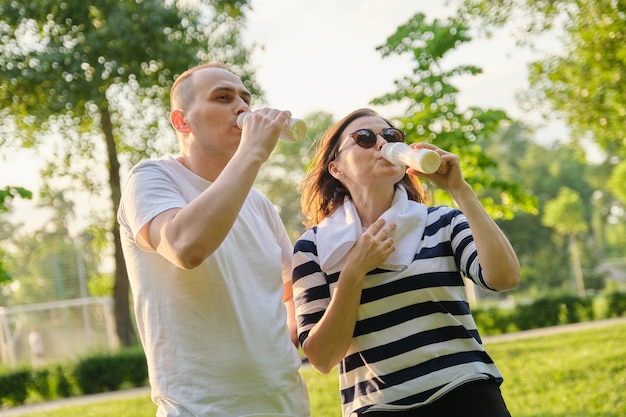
[[473, 290, 626, 336], [512, 293, 595, 331], [72, 348, 147, 395], [473, 306, 517, 336], [52, 365, 73, 398], [0, 369, 30, 406], [0, 291, 623, 407], [605, 289, 626, 317], [73, 354, 126, 394], [116, 350, 148, 387], [30, 369, 52, 400], [0, 348, 146, 406]]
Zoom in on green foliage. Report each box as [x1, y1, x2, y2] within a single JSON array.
[[87, 274, 114, 297], [4, 323, 625, 416], [373, 12, 532, 219], [473, 290, 626, 335], [115, 350, 149, 388], [0, 0, 251, 114], [3, 230, 93, 305], [543, 187, 588, 235], [0, 207, 109, 309], [0, 348, 146, 405], [51, 366, 73, 399], [459, 0, 626, 159], [75, 349, 147, 393], [73, 355, 125, 394], [526, 2, 626, 157], [29, 369, 52, 401], [0, 368, 30, 406], [473, 306, 519, 335], [0, 186, 33, 212], [514, 293, 594, 329], [484, 128, 609, 295], [472, 292, 626, 336], [0, 186, 33, 283], [454, 0, 626, 292], [256, 111, 335, 240], [0, 0, 255, 159], [542, 187, 588, 295], [608, 160, 626, 205], [73, 350, 147, 394], [0, 0, 256, 346], [605, 287, 626, 318], [0, 259, 11, 285]]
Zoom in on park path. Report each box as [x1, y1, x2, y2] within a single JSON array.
[[0, 386, 151, 416], [2, 316, 626, 416], [482, 316, 626, 343]]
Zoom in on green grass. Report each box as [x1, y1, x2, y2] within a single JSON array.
[[490, 323, 626, 417], [9, 321, 625, 417]]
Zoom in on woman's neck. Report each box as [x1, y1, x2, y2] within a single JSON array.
[[350, 186, 395, 228]]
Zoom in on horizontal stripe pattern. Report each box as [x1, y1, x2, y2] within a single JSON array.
[[292, 205, 503, 416]]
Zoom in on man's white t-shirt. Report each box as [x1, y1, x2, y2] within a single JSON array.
[[118, 156, 310, 417]]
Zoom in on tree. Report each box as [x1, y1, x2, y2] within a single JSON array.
[[458, 0, 626, 158], [0, 186, 32, 284], [609, 160, 626, 206], [1, 190, 100, 307], [481, 123, 610, 294], [543, 187, 588, 296], [0, 187, 31, 212], [256, 111, 335, 241], [373, 12, 533, 217], [0, 0, 257, 346], [455, 0, 626, 290]]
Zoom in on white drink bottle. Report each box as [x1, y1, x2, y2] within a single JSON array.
[[381, 142, 441, 174], [237, 112, 308, 143]]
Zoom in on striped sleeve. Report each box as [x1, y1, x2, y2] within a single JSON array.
[[440, 207, 494, 290], [292, 227, 335, 347]]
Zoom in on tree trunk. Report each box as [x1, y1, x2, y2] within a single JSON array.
[[569, 233, 585, 297], [100, 103, 136, 347]]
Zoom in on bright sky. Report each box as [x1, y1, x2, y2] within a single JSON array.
[[1, 0, 568, 231], [243, 0, 547, 123], [241, 0, 568, 142]]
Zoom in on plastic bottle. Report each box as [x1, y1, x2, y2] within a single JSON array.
[[381, 142, 441, 174], [236, 112, 308, 143]]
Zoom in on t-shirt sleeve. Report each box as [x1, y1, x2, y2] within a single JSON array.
[[118, 161, 186, 250]]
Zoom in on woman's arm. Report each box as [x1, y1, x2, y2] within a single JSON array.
[[300, 219, 397, 373], [410, 143, 520, 291]]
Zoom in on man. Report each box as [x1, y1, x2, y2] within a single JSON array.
[[118, 63, 311, 417]]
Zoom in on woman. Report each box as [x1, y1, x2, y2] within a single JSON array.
[[292, 108, 520, 417]]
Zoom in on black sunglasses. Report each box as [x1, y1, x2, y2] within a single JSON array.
[[351, 127, 405, 147], [336, 128, 405, 156]]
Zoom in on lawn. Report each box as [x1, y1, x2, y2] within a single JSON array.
[[8, 321, 625, 417], [491, 322, 626, 417]]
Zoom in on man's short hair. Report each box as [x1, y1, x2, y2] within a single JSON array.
[[170, 62, 229, 111]]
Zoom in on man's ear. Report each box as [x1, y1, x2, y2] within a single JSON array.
[[170, 110, 191, 133]]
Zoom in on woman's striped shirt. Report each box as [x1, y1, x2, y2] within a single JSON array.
[[292, 205, 504, 416]]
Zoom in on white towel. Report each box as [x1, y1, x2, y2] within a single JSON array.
[[316, 185, 428, 274]]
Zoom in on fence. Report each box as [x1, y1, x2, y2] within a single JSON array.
[[0, 297, 118, 369]]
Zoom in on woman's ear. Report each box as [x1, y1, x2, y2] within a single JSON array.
[[170, 110, 191, 133], [328, 161, 344, 180]]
